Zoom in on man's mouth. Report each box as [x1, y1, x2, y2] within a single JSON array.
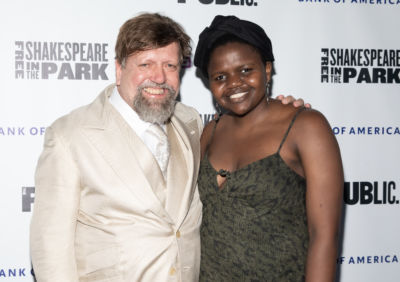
[[144, 87, 165, 95]]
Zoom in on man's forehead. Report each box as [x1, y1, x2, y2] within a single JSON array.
[[130, 43, 180, 60]]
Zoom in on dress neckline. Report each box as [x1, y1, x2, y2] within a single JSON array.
[[202, 107, 306, 190], [203, 152, 305, 191], [204, 151, 280, 175]]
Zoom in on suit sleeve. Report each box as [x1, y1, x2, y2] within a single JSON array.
[[30, 126, 80, 282]]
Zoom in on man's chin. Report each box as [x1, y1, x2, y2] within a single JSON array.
[[133, 90, 176, 124], [135, 104, 175, 124], [138, 113, 172, 124]]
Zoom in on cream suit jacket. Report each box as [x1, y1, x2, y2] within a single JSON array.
[[30, 84, 203, 282]]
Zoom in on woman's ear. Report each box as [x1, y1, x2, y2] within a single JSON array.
[[265, 61, 272, 82]]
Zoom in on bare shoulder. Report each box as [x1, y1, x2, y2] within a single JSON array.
[[269, 98, 304, 122], [200, 120, 217, 158], [294, 108, 333, 135], [267, 100, 332, 137], [201, 120, 216, 141], [291, 108, 338, 153]]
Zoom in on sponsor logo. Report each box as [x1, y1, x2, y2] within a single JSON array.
[[0, 126, 46, 137], [321, 48, 400, 83], [332, 126, 400, 136], [178, 0, 258, 6], [14, 41, 109, 80], [337, 255, 399, 265], [344, 181, 398, 205], [200, 113, 216, 125], [0, 268, 32, 278], [299, 0, 400, 5], [22, 187, 35, 212]]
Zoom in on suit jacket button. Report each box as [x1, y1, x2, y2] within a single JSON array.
[[176, 230, 181, 238], [169, 267, 176, 276]]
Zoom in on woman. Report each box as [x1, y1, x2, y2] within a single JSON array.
[[194, 15, 343, 281]]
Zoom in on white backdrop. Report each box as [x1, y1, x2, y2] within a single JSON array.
[[0, 0, 399, 281]]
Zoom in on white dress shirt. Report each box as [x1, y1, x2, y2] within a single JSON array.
[[109, 87, 168, 169]]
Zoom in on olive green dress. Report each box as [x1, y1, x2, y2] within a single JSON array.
[[198, 109, 308, 282]]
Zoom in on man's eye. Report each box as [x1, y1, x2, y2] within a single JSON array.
[[139, 64, 149, 68], [167, 64, 178, 70]]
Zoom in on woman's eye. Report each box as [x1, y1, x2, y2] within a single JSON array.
[[215, 75, 225, 81], [241, 68, 252, 73]]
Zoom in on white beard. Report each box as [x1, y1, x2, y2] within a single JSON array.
[[133, 82, 177, 124]]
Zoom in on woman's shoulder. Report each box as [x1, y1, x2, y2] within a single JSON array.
[[290, 107, 336, 147], [296, 108, 331, 130], [202, 116, 219, 137], [200, 118, 218, 157], [267, 98, 333, 140], [268, 98, 327, 125], [268, 99, 309, 124]]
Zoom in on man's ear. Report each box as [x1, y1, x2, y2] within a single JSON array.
[[265, 61, 272, 82], [115, 60, 122, 86]]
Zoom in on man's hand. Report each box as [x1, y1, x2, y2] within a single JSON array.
[[275, 94, 311, 108]]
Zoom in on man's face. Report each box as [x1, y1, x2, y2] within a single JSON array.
[[115, 42, 181, 124]]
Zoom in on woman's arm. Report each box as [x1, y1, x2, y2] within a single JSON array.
[[295, 110, 344, 282]]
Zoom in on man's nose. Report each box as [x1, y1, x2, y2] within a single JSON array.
[[151, 64, 166, 84]]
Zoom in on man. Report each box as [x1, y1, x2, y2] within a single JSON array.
[[30, 13, 305, 282], [31, 13, 202, 282]]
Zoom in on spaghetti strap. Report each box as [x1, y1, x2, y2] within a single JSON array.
[[277, 107, 305, 154], [204, 114, 221, 157]]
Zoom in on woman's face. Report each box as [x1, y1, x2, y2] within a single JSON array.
[[207, 41, 272, 116]]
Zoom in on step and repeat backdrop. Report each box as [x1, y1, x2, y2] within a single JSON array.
[[0, 0, 399, 281]]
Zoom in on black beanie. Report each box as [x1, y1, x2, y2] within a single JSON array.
[[194, 15, 274, 78]]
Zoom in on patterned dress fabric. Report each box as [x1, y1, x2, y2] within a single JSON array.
[[198, 109, 308, 282]]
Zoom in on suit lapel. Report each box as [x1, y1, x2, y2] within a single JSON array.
[[122, 118, 168, 207], [169, 112, 201, 228], [164, 122, 187, 222], [81, 86, 173, 224]]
